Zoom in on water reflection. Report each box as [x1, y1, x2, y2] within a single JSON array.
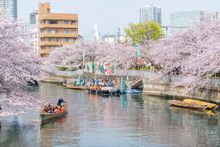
[[120, 95, 125, 111], [40, 114, 68, 127], [1, 83, 220, 146], [0, 116, 39, 147]]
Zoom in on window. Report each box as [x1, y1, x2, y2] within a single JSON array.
[[41, 38, 45, 42], [64, 20, 69, 24], [48, 38, 58, 42], [71, 29, 76, 33], [48, 29, 58, 34], [71, 20, 77, 25], [64, 38, 69, 42], [48, 20, 58, 24], [41, 29, 45, 33], [64, 29, 69, 34]]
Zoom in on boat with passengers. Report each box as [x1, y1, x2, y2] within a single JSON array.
[[41, 99, 67, 121]]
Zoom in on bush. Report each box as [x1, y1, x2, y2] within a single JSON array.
[[58, 66, 68, 71], [129, 66, 152, 71], [212, 72, 220, 78], [70, 67, 78, 71]]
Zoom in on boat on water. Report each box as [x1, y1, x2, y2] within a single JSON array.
[[131, 79, 143, 90], [169, 99, 218, 111], [40, 109, 68, 121], [183, 99, 218, 110], [99, 87, 120, 95], [169, 100, 208, 111], [41, 99, 68, 121], [88, 85, 100, 94], [125, 89, 142, 94], [63, 83, 87, 90]]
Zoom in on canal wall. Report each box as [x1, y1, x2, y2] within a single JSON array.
[[143, 76, 220, 104], [42, 66, 220, 103]]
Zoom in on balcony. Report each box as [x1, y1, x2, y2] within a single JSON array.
[[40, 13, 78, 21], [39, 33, 78, 38], [39, 41, 73, 46], [39, 24, 78, 29]]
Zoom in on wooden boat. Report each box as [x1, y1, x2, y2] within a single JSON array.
[[131, 79, 143, 89], [125, 89, 142, 94], [63, 83, 87, 90], [169, 100, 208, 111], [88, 85, 100, 94], [183, 99, 217, 110], [99, 87, 120, 95], [41, 108, 68, 121]]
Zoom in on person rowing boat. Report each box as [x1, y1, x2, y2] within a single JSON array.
[[41, 99, 67, 121], [57, 98, 65, 106], [43, 99, 67, 114]]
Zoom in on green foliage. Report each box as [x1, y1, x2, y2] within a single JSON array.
[[58, 66, 68, 71], [57, 66, 80, 71], [129, 65, 153, 71], [129, 65, 162, 71], [212, 72, 220, 78], [70, 67, 78, 71], [125, 21, 163, 45]]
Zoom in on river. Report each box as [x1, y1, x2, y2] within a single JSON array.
[[1, 83, 220, 147]]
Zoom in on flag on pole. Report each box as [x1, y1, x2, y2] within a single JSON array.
[[135, 46, 141, 60], [135, 46, 142, 65]]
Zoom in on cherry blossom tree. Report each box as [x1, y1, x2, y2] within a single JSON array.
[[142, 21, 220, 90], [46, 41, 137, 69], [0, 13, 41, 115]]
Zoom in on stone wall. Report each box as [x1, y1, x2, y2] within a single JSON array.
[[142, 76, 220, 104]]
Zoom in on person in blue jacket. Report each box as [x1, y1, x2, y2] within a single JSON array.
[[57, 98, 65, 106]]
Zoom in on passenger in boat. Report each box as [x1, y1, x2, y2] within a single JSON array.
[[91, 79, 95, 85], [55, 106, 61, 113], [57, 98, 65, 106], [60, 105, 65, 111], [62, 103, 66, 108], [94, 79, 99, 86], [48, 104, 55, 113], [99, 80, 104, 87], [81, 80, 86, 86], [44, 104, 51, 113], [50, 106, 55, 113], [112, 80, 116, 87], [44, 107, 49, 113]]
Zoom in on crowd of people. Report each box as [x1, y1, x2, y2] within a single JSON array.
[[43, 98, 66, 114], [86, 78, 121, 88]]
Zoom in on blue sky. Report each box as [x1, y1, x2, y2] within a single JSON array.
[[18, 0, 220, 36]]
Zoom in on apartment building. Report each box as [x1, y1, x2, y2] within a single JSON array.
[[38, 3, 78, 57]]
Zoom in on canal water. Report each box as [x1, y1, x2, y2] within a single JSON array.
[[1, 83, 220, 147]]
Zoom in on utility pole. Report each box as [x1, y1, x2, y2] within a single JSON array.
[[116, 28, 121, 43]]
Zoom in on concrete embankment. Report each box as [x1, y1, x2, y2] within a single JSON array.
[[143, 79, 220, 104], [42, 67, 220, 104]]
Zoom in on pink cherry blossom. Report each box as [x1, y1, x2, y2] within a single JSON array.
[[0, 13, 41, 115], [46, 41, 137, 69], [142, 21, 220, 90]]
